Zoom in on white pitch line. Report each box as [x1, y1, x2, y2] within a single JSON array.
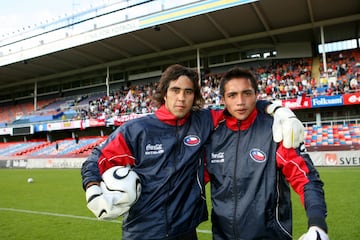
[[0, 207, 212, 234], [0, 207, 121, 223]]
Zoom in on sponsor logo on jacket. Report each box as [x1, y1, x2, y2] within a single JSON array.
[[145, 144, 164, 155], [210, 152, 224, 163]]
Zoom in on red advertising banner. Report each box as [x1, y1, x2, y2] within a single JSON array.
[[113, 113, 147, 126], [282, 97, 312, 109], [88, 118, 106, 127], [343, 92, 360, 105]]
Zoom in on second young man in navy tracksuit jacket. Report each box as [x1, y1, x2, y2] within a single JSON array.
[[204, 67, 328, 240]]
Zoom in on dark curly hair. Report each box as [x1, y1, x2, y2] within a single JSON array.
[[152, 64, 204, 110]]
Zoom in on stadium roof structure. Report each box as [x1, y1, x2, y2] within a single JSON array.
[[0, 0, 359, 100]]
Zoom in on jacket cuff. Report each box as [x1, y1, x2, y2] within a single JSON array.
[[256, 100, 271, 114], [308, 217, 328, 233]]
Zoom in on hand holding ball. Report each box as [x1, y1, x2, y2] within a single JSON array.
[[85, 166, 141, 220]]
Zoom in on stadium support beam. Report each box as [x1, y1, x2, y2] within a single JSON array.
[[106, 66, 110, 97], [320, 25, 327, 86], [34, 81, 37, 111], [197, 48, 201, 86]]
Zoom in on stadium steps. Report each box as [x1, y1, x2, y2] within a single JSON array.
[[57, 138, 100, 155], [2, 123, 358, 157], [68, 137, 105, 155], [24, 137, 104, 157], [27, 139, 80, 156], [14, 141, 51, 156], [0, 142, 24, 156], [0, 141, 46, 156]]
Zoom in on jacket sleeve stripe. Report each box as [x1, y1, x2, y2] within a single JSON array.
[[276, 144, 310, 205], [98, 132, 135, 174]]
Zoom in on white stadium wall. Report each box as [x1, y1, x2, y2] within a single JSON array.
[[308, 150, 360, 166], [0, 158, 86, 169], [0, 151, 359, 169]]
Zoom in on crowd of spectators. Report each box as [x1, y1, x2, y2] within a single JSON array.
[[74, 84, 158, 121], [202, 50, 360, 103], [72, 49, 359, 121], [319, 50, 360, 95], [203, 58, 315, 102], [1, 49, 359, 125]]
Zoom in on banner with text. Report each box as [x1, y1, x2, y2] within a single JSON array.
[[308, 151, 360, 166]]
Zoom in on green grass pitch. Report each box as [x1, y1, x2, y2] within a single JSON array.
[[0, 167, 359, 239]]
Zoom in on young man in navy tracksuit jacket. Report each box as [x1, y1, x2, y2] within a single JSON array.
[[205, 67, 328, 240]]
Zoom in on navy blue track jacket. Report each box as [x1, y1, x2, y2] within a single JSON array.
[[205, 108, 327, 240], [82, 105, 215, 240]]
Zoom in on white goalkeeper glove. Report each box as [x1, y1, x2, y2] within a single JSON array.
[[267, 103, 304, 148], [299, 226, 329, 240], [85, 183, 131, 220]]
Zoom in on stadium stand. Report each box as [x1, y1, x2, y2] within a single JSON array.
[[304, 124, 360, 147], [0, 0, 359, 161], [1, 121, 359, 157], [0, 141, 47, 156], [2, 50, 358, 125], [0, 50, 359, 154], [0, 137, 105, 157], [25, 137, 104, 157]]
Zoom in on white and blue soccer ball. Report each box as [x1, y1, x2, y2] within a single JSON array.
[[102, 166, 141, 206]]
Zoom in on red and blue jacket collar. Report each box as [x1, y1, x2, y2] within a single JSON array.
[[155, 105, 190, 126], [224, 108, 258, 131]]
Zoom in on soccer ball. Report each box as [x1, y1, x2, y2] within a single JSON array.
[[102, 166, 141, 206], [27, 178, 34, 183]]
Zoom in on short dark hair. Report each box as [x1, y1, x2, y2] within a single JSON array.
[[219, 67, 258, 97], [152, 64, 204, 110]]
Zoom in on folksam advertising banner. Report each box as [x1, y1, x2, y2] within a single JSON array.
[[311, 95, 343, 108]]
